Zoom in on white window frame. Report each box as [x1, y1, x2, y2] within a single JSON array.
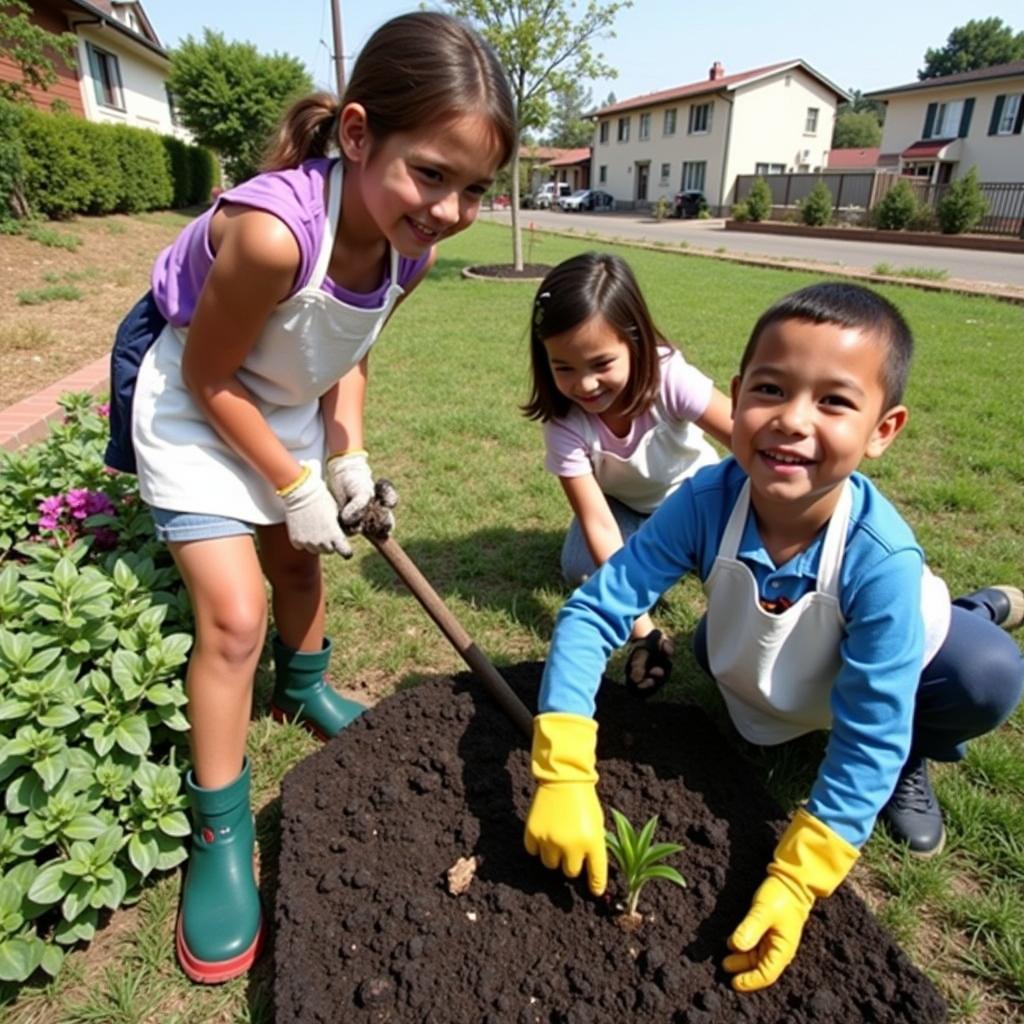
[[688, 102, 712, 134], [681, 161, 706, 192], [663, 108, 677, 135], [997, 93, 1021, 134], [805, 107, 819, 133], [932, 99, 964, 138], [86, 41, 124, 111], [754, 162, 786, 175], [638, 112, 651, 140], [617, 116, 630, 142]]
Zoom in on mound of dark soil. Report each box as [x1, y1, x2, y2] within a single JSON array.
[[275, 663, 947, 1024], [462, 264, 552, 280]]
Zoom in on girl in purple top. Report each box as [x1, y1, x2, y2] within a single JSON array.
[[523, 253, 733, 696], [106, 12, 514, 984]]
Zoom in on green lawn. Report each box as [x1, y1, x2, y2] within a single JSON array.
[[7, 220, 1023, 1023]]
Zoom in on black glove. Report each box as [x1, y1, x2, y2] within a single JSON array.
[[624, 629, 674, 698]]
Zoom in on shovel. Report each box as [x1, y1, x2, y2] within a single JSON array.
[[354, 489, 534, 740]]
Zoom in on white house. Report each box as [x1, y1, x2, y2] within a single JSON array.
[[591, 60, 847, 213], [866, 61, 1024, 184], [2, 1, 187, 139]]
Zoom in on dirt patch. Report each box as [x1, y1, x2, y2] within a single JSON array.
[[275, 663, 947, 1024], [462, 263, 552, 281], [0, 212, 198, 410]]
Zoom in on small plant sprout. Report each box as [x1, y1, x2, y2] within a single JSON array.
[[605, 808, 686, 926]]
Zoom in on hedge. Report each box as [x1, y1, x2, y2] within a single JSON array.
[[0, 99, 217, 222]]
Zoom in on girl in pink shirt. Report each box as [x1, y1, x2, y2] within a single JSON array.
[[523, 253, 732, 696]]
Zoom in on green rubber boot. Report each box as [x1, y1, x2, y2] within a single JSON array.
[[175, 758, 265, 984], [270, 636, 364, 740]]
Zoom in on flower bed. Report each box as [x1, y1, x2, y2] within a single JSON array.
[[276, 664, 947, 1023]]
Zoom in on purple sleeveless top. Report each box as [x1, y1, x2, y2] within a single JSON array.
[[151, 158, 429, 327]]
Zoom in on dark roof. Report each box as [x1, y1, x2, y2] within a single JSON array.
[[866, 60, 1024, 99], [594, 60, 846, 117]]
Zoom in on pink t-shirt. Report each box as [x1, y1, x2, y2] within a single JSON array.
[[543, 348, 713, 478], [151, 158, 429, 327]]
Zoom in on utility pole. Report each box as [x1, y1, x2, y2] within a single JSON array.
[[330, 0, 345, 96]]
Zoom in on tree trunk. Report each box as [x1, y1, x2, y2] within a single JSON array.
[[511, 149, 523, 271]]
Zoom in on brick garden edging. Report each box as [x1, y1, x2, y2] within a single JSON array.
[[0, 355, 109, 452], [724, 219, 1024, 254]]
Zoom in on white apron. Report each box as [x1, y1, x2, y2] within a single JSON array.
[[132, 161, 404, 524], [704, 480, 951, 745], [578, 398, 718, 515]]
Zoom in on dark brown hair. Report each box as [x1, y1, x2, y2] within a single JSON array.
[[522, 253, 670, 423], [262, 12, 515, 171], [739, 281, 914, 409]]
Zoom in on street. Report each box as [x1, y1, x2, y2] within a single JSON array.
[[480, 208, 1024, 289]]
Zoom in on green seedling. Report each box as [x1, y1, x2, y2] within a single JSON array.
[[605, 808, 686, 925]]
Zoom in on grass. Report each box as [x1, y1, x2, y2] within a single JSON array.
[[4, 218, 1023, 1023], [15, 284, 84, 306], [874, 262, 951, 281], [24, 224, 83, 251]]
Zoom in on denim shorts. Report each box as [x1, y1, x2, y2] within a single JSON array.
[[150, 507, 256, 543]]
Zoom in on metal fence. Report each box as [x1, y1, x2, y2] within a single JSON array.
[[734, 172, 1024, 237]]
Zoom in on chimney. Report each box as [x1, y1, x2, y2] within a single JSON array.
[[709, 61, 725, 81]]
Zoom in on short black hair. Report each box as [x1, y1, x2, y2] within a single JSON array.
[[739, 282, 914, 409]]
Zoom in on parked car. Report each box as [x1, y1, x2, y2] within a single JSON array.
[[532, 181, 572, 209], [673, 189, 708, 218], [559, 189, 616, 212]]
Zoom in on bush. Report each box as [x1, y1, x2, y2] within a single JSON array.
[[745, 177, 772, 222], [730, 201, 751, 222], [19, 109, 98, 220], [110, 125, 173, 213], [936, 167, 987, 234], [0, 100, 26, 225], [873, 180, 919, 231], [0, 395, 193, 984], [651, 196, 670, 221], [799, 181, 834, 226]]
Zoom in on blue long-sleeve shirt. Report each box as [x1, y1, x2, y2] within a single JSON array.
[[540, 458, 933, 847]]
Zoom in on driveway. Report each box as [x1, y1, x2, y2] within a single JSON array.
[[480, 208, 1024, 289]]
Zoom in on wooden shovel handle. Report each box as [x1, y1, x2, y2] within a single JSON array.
[[365, 532, 534, 740]]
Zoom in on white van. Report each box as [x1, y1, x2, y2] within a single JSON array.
[[532, 181, 572, 209]]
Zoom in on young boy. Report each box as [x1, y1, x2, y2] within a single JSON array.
[[523, 282, 1024, 993]]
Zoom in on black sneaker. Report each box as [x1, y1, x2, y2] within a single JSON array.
[[879, 758, 945, 857], [961, 586, 1024, 631]]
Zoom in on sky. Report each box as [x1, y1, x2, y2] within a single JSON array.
[[140, 1, 1023, 105]]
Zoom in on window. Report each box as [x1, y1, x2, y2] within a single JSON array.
[[681, 161, 706, 192], [659, 162, 670, 184], [925, 99, 966, 138], [688, 102, 712, 134], [165, 86, 181, 127], [638, 112, 651, 140], [86, 42, 124, 110], [663, 108, 677, 135], [754, 163, 786, 175], [599, 121, 609, 144], [991, 93, 1022, 135], [805, 107, 819, 133], [599, 164, 607, 184], [617, 116, 630, 142]]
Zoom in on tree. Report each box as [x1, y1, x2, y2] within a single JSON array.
[[544, 79, 595, 149], [837, 88, 884, 124], [832, 111, 882, 148], [936, 166, 987, 233], [168, 30, 312, 184], [745, 178, 772, 222], [443, 0, 631, 270], [919, 18, 1024, 80], [0, 0, 77, 103]]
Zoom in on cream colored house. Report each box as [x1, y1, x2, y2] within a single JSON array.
[[591, 60, 846, 213], [866, 61, 1024, 184]]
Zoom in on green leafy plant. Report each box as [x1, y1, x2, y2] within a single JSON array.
[[873, 179, 919, 231], [650, 196, 670, 221], [937, 167, 987, 234], [605, 808, 686, 922], [16, 284, 82, 306], [798, 181, 834, 226], [745, 177, 772, 222]]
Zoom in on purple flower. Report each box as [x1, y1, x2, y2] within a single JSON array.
[[85, 492, 115, 517], [96, 402, 110, 418], [37, 495, 65, 531], [66, 489, 91, 520], [90, 527, 118, 550]]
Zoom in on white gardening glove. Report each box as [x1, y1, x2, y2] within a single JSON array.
[[278, 464, 352, 557], [326, 450, 394, 535]]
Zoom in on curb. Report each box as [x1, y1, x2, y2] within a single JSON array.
[[0, 356, 109, 452]]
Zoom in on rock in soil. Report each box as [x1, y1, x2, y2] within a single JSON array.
[[275, 663, 947, 1023]]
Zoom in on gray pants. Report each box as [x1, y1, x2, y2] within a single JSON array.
[[560, 496, 650, 586]]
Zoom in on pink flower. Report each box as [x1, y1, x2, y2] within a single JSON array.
[[66, 489, 91, 520], [38, 495, 65, 531], [95, 403, 110, 418]]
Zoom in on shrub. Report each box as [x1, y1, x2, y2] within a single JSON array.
[[110, 125, 173, 213], [874, 180, 919, 231], [799, 181, 834, 226], [19, 109, 97, 220], [162, 136, 193, 209], [730, 201, 751, 222], [936, 167, 987, 234], [0, 100, 26, 225], [745, 177, 772, 222], [188, 145, 219, 205], [0, 395, 193, 984]]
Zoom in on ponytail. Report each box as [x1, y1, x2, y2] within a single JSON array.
[[261, 91, 340, 172]]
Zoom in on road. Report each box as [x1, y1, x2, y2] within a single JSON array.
[[479, 208, 1024, 289]]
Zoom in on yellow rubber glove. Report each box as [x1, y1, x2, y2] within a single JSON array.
[[723, 808, 858, 992], [523, 713, 608, 896]]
